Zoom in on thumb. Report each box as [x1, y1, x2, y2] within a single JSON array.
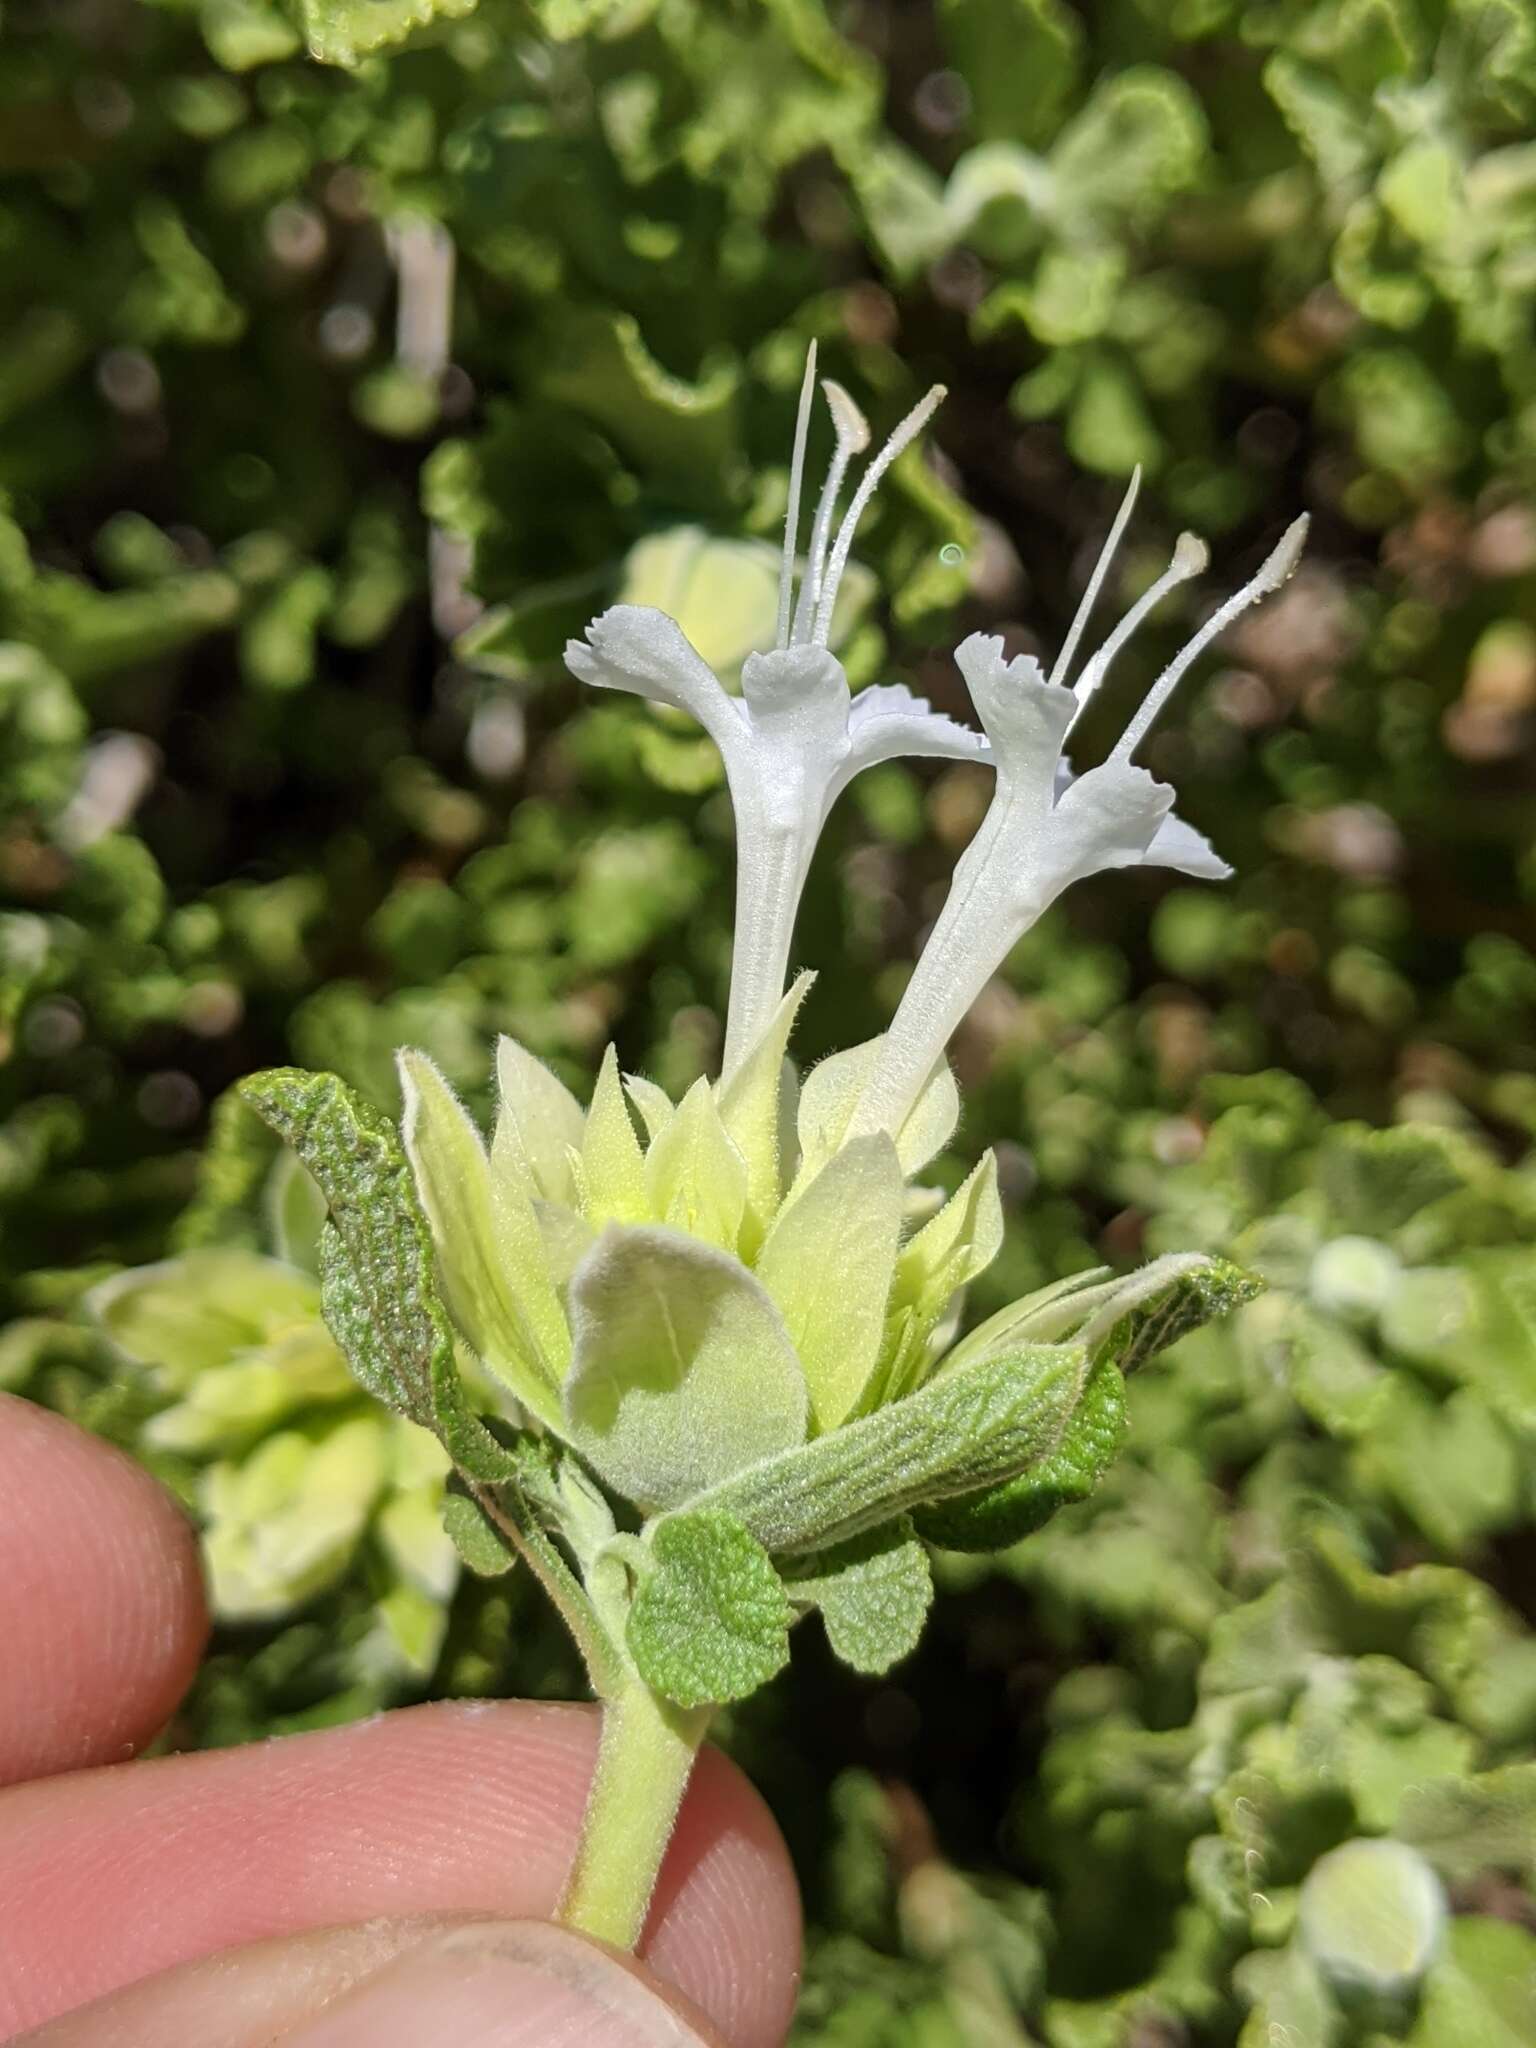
[[17, 1916, 729, 2047]]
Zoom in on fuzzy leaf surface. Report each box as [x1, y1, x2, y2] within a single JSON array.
[[242, 1067, 513, 1480], [441, 1486, 516, 1578], [913, 1354, 1126, 1551], [564, 1223, 807, 1511], [399, 1049, 567, 1427], [687, 1341, 1086, 1553], [627, 1510, 790, 1707], [787, 1517, 932, 1674], [755, 1133, 904, 1431]]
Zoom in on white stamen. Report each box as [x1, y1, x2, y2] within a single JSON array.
[[776, 341, 818, 651], [1113, 516, 1309, 761], [812, 384, 946, 646], [1067, 531, 1208, 736], [1048, 467, 1140, 690], [791, 380, 870, 644]]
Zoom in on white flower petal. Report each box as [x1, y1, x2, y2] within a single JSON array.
[[565, 604, 747, 763], [843, 684, 988, 778], [953, 633, 1074, 805], [740, 644, 852, 758], [1145, 809, 1232, 880], [1051, 761, 1175, 880]]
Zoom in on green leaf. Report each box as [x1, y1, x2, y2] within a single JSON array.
[[172, 1086, 278, 1252], [493, 1033, 586, 1206], [938, 0, 1083, 148], [786, 1518, 933, 1674], [717, 972, 813, 1245], [943, 1253, 1259, 1379], [845, 140, 955, 281], [1316, 1125, 1475, 1240], [642, 1076, 749, 1252], [89, 1248, 321, 1386], [1049, 67, 1208, 227], [690, 1341, 1087, 1554], [266, 1151, 328, 1277], [543, 310, 741, 499], [1100, 1255, 1267, 1375], [316, 1220, 422, 1419], [398, 1049, 567, 1428], [578, 1045, 650, 1226], [442, 1485, 516, 1578], [1398, 1763, 1536, 1885], [796, 1038, 959, 1182], [1264, 54, 1376, 189], [564, 1224, 808, 1512], [1066, 351, 1161, 478], [755, 1135, 904, 1432], [240, 1067, 504, 1477], [1404, 1917, 1536, 2048], [294, 0, 479, 68], [627, 1510, 791, 1708], [913, 1354, 1125, 1551], [871, 1151, 1005, 1407]]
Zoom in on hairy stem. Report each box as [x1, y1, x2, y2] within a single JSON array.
[[558, 1679, 712, 1951]]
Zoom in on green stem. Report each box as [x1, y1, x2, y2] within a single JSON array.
[[470, 1480, 622, 1699], [558, 1679, 712, 1950]]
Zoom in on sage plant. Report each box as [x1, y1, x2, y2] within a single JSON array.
[[242, 350, 1304, 1949]]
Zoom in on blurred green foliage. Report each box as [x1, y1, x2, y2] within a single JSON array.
[[3, 0, 1535, 2038]]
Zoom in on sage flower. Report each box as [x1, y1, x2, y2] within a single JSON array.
[[566, 345, 988, 1078], [240, 349, 1295, 1957]]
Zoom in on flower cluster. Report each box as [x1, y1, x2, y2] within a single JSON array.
[[239, 352, 1296, 1951]]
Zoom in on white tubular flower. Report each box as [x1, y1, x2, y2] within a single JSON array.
[[848, 490, 1310, 1139], [567, 345, 986, 1079]]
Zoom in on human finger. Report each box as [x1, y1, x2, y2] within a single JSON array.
[[0, 1699, 800, 2048], [0, 1395, 207, 1787]]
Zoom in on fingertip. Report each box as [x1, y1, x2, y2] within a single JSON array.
[[0, 1395, 208, 1784], [647, 1741, 803, 2048]]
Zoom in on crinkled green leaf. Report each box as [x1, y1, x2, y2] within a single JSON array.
[[1398, 1763, 1536, 1884], [1264, 53, 1376, 189], [240, 1068, 506, 1478], [1049, 67, 1208, 227], [938, 0, 1082, 147], [294, 0, 479, 68], [786, 1517, 933, 1675], [543, 309, 741, 497], [564, 1223, 808, 1512], [441, 1485, 517, 1578], [756, 1134, 904, 1432], [1404, 1916, 1536, 2048], [627, 1510, 790, 1708], [1316, 1124, 1476, 1239], [913, 1354, 1125, 1551], [690, 1341, 1087, 1554], [943, 1253, 1258, 1382]]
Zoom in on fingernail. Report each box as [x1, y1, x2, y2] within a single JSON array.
[[282, 1920, 718, 2047]]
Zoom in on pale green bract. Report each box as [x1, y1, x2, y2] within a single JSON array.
[[237, 354, 1301, 1954]]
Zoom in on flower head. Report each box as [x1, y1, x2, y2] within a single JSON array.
[[567, 343, 987, 1078], [848, 480, 1308, 1135], [568, 362, 1304, 1129]]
